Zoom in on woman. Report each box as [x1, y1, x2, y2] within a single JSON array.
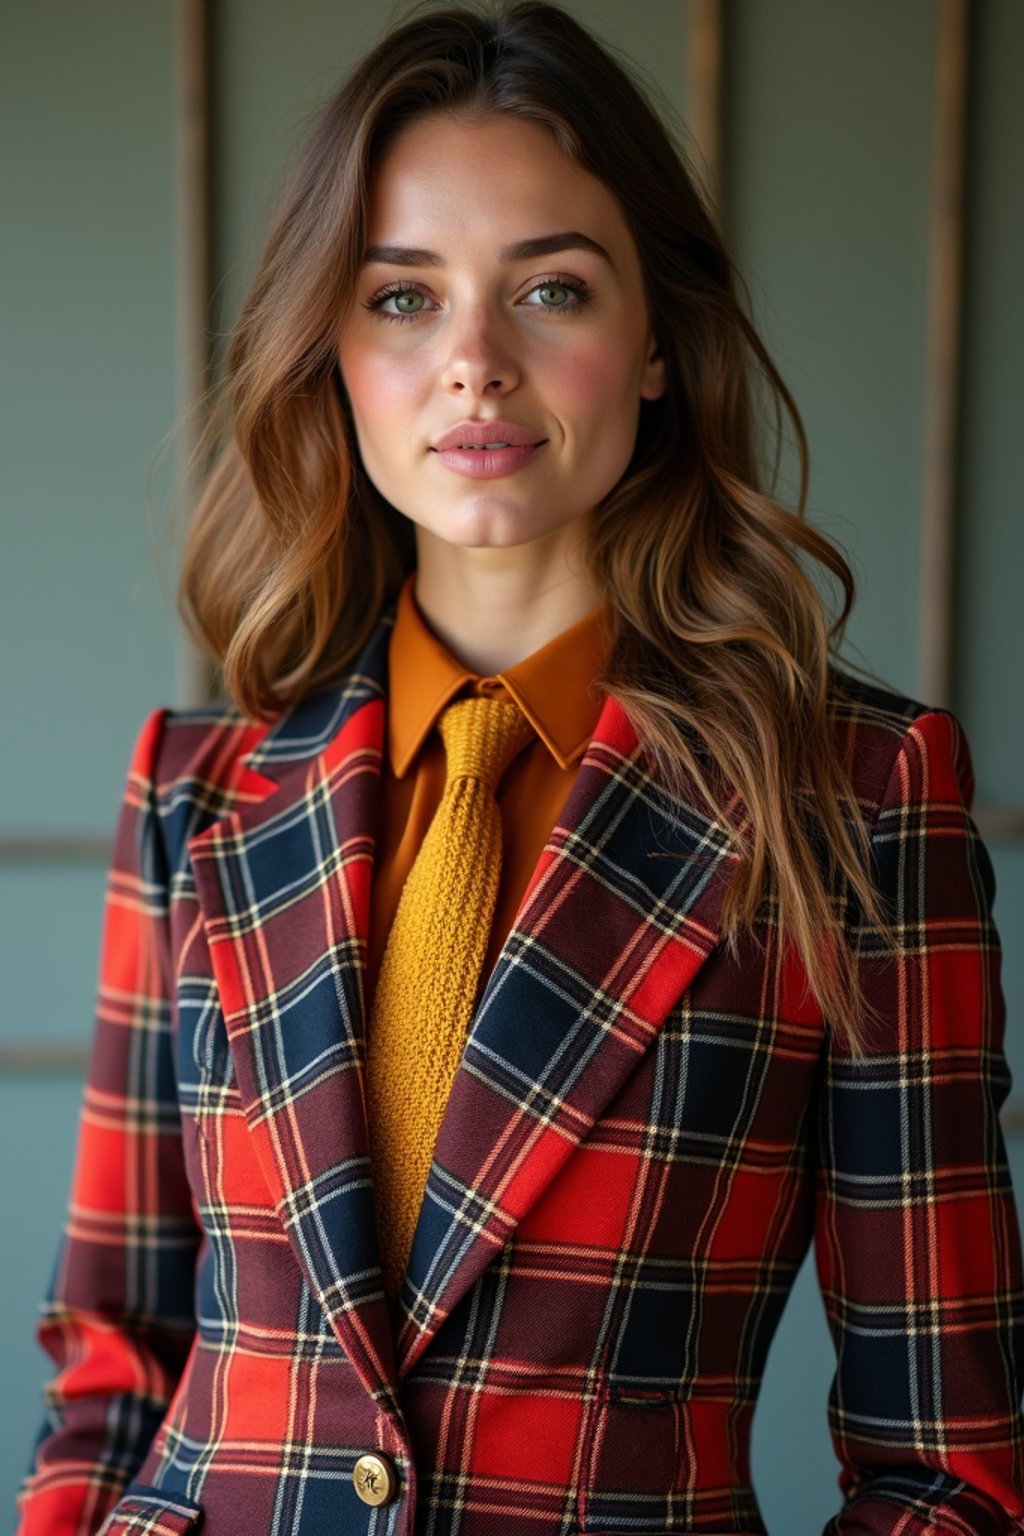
[[17, 2, 1024, 1533]]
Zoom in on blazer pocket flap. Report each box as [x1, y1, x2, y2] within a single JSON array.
[[99, 1485, 204, 1534]]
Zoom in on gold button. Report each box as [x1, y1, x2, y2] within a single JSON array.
[[352, 1451, 400, 1507]]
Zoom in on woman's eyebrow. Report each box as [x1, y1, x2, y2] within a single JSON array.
[[361, 230, 615, 269]]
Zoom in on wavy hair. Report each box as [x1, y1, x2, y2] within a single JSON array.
[[178, 0, 896, 1053]]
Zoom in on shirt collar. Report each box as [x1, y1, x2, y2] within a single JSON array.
[[387, 570, 614, 777]]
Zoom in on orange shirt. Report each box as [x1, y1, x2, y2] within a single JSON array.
[[366, 571, 614, 1018]]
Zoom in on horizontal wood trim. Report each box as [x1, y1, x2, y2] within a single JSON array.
[[0, 1043, 90, 1075], [999, 1102, 1024, 1140], [972, 806, 1024, 843], [0, 834, 112, 863]]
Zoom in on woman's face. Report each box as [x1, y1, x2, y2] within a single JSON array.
[[337, 113, 666, 555]]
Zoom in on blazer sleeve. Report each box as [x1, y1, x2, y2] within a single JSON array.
[[15, 708, 202, 1536], [813, 707, 1024, 1534]]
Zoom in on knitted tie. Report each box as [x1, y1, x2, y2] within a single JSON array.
[[365, 693, 536, 1302]]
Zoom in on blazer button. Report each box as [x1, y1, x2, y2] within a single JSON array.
[[352, 1450, 400, 1507]]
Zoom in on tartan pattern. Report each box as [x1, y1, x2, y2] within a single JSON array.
[[15, 600, 1024, 1536], [92, 1489, 203, 1535]]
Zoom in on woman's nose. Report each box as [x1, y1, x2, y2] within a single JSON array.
[[439, 306, 520, 396]]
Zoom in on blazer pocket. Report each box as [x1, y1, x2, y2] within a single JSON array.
[[98, 1485, 204, 1535], [579, 1390, 680, 1533], [578, 1390, 765, 1536]]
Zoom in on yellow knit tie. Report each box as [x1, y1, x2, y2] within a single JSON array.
[[365, 693, 536, 1302]]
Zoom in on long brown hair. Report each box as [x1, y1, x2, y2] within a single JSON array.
[[178, 0, 896, 1053]]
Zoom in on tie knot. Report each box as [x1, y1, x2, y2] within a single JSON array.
[[438, 694, 535, 791]]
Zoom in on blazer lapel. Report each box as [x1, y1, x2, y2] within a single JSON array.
[[188, 602, 742, 1409], [187, 611, 401, 1413]]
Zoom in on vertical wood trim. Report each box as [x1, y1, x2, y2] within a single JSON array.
[[918, 0, 969, 708], [686, 0, 723, 208], [173, 0, 214, 708]]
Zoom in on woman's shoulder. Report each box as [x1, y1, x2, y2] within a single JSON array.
[[145, 616, 392, 800], [826, 661, 973, 811], [827, 661, 933, 734], [142, 671, 370, 805], [144, 697, 272, 794]]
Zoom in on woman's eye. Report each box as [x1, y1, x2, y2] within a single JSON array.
[[363, 276, 593, 324], [524, 279, 592, 311], [363, 285, 434, 321]]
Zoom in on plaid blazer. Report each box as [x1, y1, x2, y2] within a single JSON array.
[[17, 602, 1024, 1536]]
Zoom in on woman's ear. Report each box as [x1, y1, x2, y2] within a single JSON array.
[[640, 334, 668, 401]]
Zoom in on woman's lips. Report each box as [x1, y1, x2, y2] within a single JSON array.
[[430, 442, 546, 478]]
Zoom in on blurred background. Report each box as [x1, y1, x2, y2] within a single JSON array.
[[2, 0, 1022, 1528]]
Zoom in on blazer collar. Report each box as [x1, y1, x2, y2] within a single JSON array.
[[187, 600, 741, 1422]]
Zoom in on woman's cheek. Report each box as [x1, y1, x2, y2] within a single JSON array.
[[342, 345, 424, 429], [544, 335, 640, 422]]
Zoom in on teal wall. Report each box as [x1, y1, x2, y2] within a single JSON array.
[[3, 3, 1022, 1530]]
